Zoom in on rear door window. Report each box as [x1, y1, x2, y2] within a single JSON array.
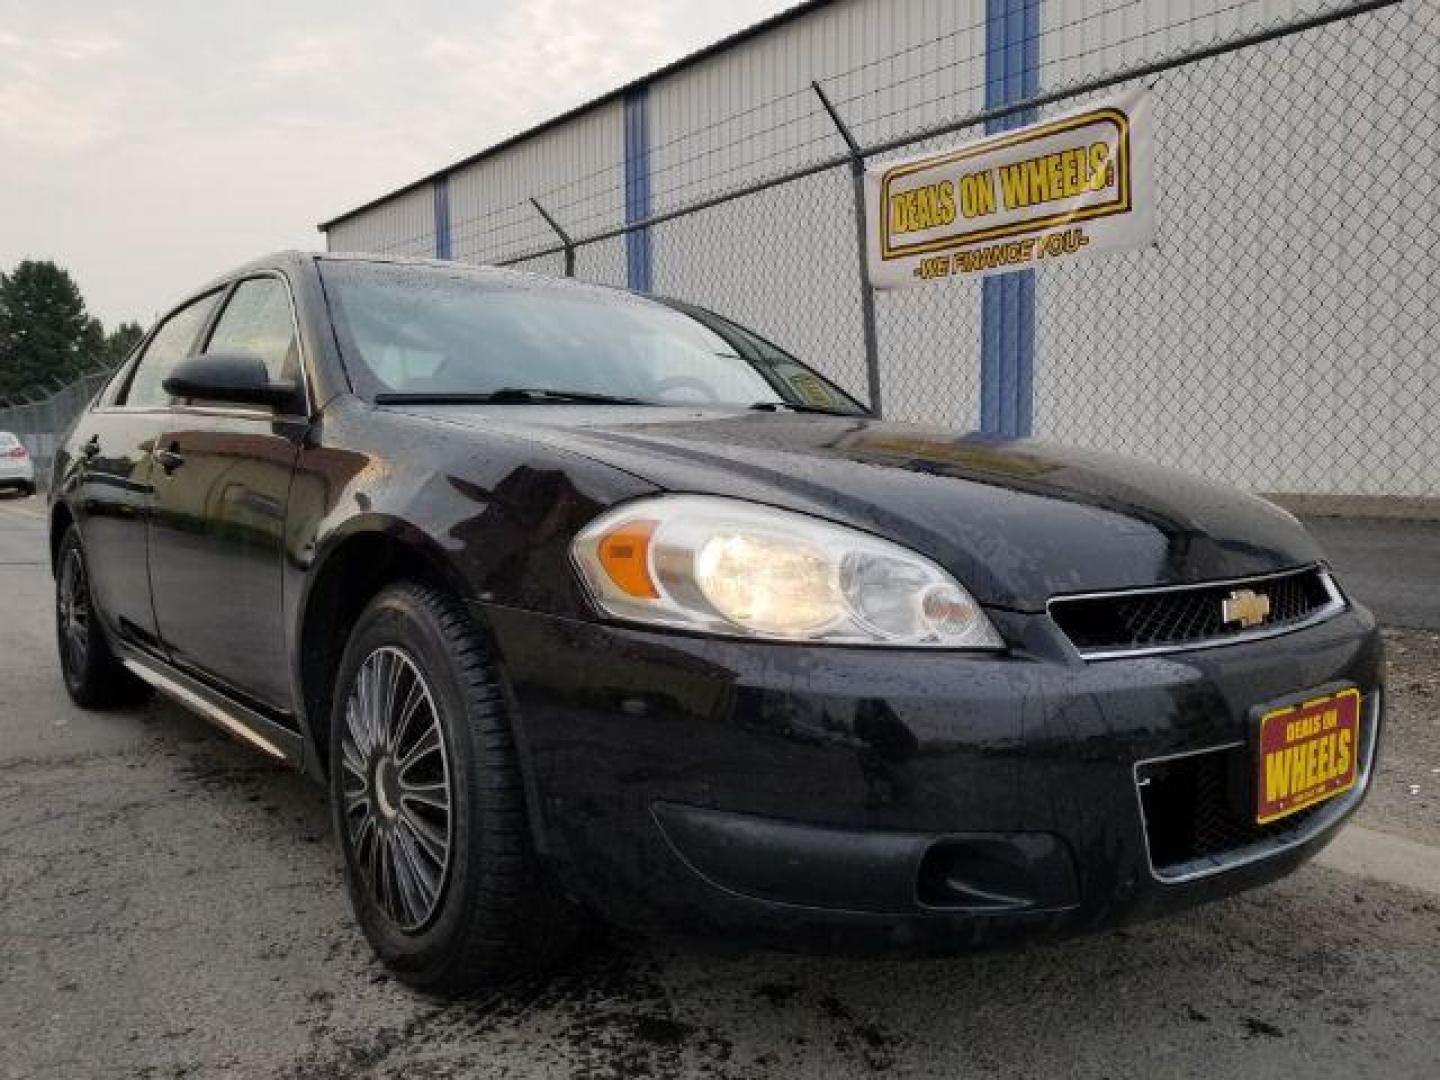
[[122, 291, 223, 408]]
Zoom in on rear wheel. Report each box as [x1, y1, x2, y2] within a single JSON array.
[[55, 526, 150, 708], [329, 581, 581, 993]]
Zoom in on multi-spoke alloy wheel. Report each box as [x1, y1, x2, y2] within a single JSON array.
[[340, 646, 453, 933], [57, 546, 91, 678], [330, 582, 581, 991]]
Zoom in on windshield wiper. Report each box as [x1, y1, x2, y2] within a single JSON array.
[[375, 389, 860, 414], [375, 388, 652, 406], [748, 400, 863, 417]]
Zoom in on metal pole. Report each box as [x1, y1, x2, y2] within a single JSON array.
[[530, 198, 577, 278], [45, 392, 57, 475], [813, 80, 883, 417]]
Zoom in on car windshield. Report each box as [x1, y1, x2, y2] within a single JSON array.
[[320, 260, 864, 413]]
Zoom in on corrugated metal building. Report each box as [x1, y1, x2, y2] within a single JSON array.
[[319, 0, 1438, 508]]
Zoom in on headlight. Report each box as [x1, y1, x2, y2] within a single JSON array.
[[571, 495, 1003, 648]]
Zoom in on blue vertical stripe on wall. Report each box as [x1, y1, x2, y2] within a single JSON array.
[[980, 0, 1039, 436], [623, 87, 653, 292], [433, 176, 452, 260]]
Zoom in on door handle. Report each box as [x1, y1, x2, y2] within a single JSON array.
[[155, 443, 185, 474], [81, 434, 100, 459]]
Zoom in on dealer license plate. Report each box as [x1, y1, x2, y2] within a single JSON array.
[[1255, 687, 1361, 824]]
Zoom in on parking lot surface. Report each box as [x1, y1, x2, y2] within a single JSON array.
[[2, 494, 1437, 1079], [1303, 516, 1440, 632]]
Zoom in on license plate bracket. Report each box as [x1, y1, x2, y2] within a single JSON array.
[[1253, 686, 1361, 825]]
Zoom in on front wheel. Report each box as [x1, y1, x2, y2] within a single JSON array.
[[329, 581, 581, 993]]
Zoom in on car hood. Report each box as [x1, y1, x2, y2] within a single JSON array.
[[399, 405, 1324, 612]]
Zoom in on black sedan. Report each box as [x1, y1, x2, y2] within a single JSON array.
[[50, 252, 1382, 992]]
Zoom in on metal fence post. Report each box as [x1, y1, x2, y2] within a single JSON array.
[[529, 198, 577, 278], [812, 80, 884, 417]]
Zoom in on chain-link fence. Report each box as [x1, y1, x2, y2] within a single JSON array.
[[7, 2, 1434, 514], [1027, 0, 1438, 511], [473, 0, 1435, 515], [0, 370, 113, 489]]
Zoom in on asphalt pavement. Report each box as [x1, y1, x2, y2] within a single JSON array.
[[1303, 516, 1440, 631], [2, 492, 1438, 1079]]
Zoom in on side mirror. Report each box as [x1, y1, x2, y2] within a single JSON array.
[[162, 353, 299, 411]]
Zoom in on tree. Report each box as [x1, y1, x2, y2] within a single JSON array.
[[104, 321, 145, 368], [0, 260, 100, 399]]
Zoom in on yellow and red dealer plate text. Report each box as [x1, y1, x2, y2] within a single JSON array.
[[1255, 687, 1361, 825]]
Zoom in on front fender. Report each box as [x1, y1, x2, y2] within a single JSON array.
[[280, 397, 657, 779]]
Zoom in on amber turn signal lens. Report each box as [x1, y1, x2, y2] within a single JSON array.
[[597, 520, 660, 598]]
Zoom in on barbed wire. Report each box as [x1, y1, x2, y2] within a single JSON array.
[[343, 0, 1287, 262]]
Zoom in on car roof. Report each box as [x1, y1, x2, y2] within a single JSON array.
[[151, 250, 548, 323], [156, 251, 671, 339], [198, 249, 598, 294]]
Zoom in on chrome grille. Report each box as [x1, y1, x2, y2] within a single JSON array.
[[1049, 568, 1342, 659]]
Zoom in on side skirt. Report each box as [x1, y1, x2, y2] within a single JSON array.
[[121, 651, 305, 766]]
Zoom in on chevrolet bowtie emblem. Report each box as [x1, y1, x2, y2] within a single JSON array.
[[1222, 588, 1272, 629]]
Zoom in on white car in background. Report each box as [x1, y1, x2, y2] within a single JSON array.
[[0, 432, 36, 497]]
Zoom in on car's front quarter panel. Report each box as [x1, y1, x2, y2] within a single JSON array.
[[288, 397, 659, 615], [282, 395, 660, 764]]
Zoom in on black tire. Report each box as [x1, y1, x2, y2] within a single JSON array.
[[22, 483, 36, 498], [329, 581, 581, 993], [55, 525, 151, 708]]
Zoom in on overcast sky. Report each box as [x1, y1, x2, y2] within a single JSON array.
[[0, 0, 789, 329]]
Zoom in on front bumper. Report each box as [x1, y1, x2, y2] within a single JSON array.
[[481, 600, 1383, 954]]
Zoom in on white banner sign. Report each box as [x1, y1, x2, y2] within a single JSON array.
[[865, 88, 1154, 289]]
